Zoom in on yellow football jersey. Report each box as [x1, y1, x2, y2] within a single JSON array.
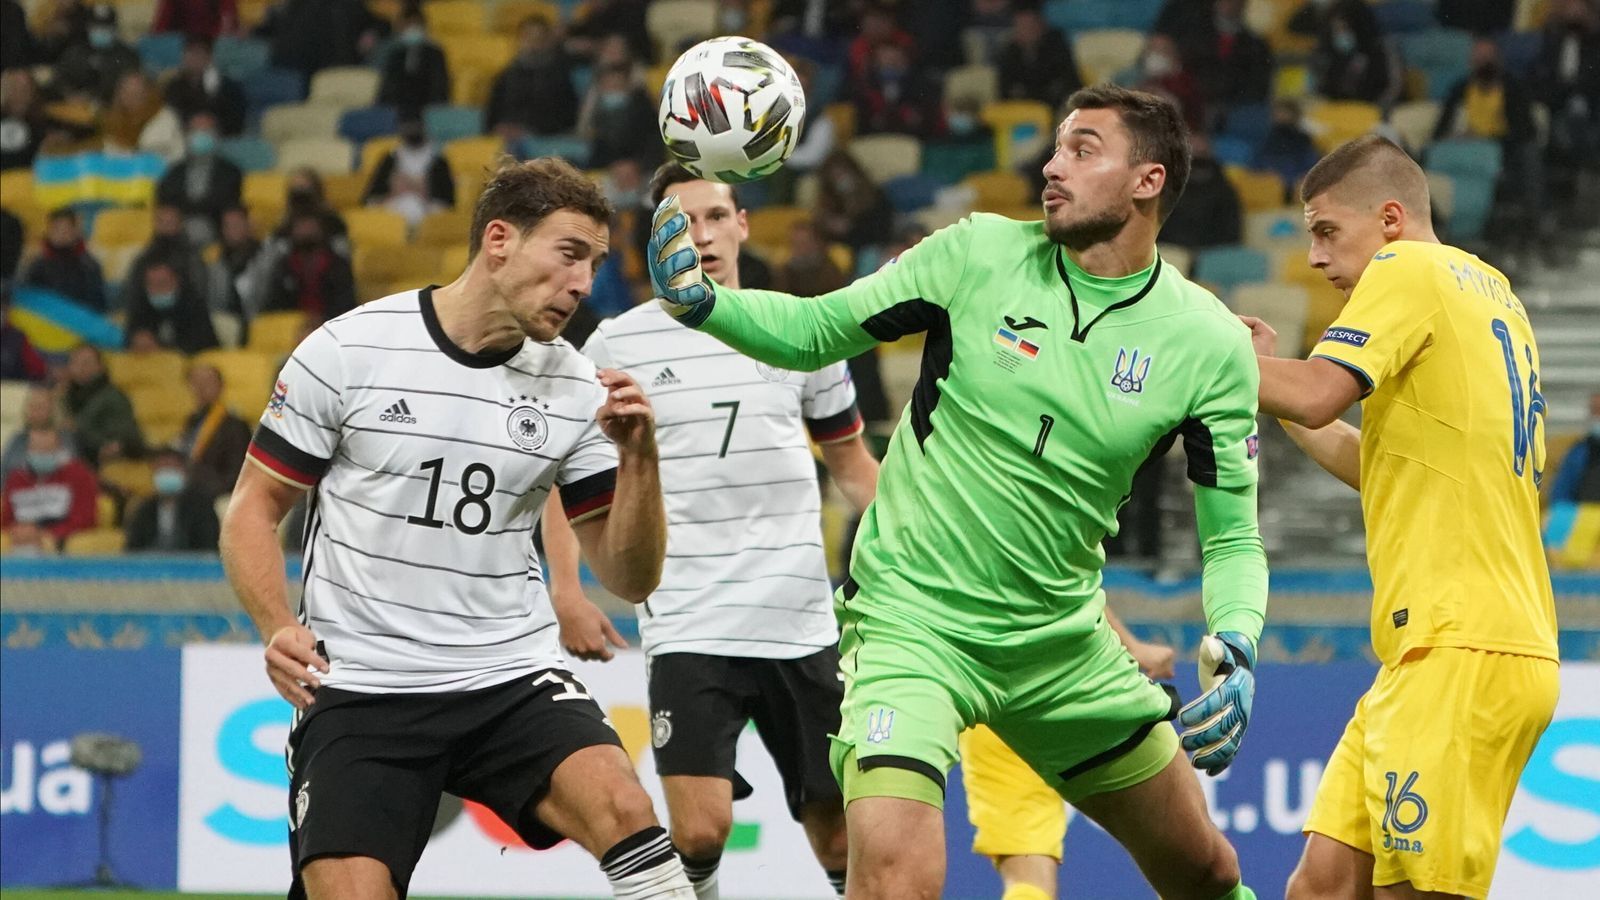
[[1309, 241, 1558, 666]]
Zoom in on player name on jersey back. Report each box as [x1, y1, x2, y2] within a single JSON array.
[[247, 289, 620, 692]]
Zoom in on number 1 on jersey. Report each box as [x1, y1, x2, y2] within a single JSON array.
[[712, 400, 741, 458], [1490, 319, 1546, 484], [1034, 414, 1055, 457]]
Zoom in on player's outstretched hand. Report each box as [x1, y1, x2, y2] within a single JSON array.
[[555, 591, 629, 662], [1238, 315, 1277, 357], [596, 368, 657, 458], [649, 195, 714, 326], [1178, 632, 1256, 776], [265, 624, 329, 710]]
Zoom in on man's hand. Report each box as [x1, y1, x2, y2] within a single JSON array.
[[1178, 632, 1256, 776], [1128, 639, 1176, 680], [1238, 315, 1278, 357], [555, 591, 629, 662], [265, 624, 329, 710], [649, 195, 713, 324], [595, 368, 657, 458]]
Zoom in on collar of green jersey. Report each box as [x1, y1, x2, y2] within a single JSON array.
[[1054, 247, 1163, 342]]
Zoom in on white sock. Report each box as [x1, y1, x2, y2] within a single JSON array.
[[676, 846, 721, 900], [602, 826, 696, 900]]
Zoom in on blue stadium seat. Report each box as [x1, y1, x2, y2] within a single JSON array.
[[339, 106, 399, 145], [1221, 103, 1273, 148], [1373, 1, 1436, 35], [213, 36, 270, 80], [218, 136, 277, 173], [520, 134, 590, 166], [424, 105, 485, 143], [1046, 0, 1115, 33], [137, 34, 185, 73], [921, 141, 997, 185], [1443, 175, 1495, 240], [571, 65, 593, 98], [1193, 246, 1270, 292], [809, 63, 844, 108], [1212, 135, 1258, 167], [883, 174, 941, 213], [1400, 29, 1474, 101], [1103, 0, 1164, 32], [241, 68, 306, 119], [1426, 139, 1503, 181]]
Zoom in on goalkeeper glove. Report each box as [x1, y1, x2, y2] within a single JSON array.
[[648, 195, 714, 326], [1178, 632, 1256, 776]]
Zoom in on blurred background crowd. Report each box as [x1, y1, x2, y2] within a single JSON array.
[[0, 0, 1597, 571]]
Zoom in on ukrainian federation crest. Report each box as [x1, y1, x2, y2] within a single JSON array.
[[507, 404, 548, 452], [652, 711, 673, 748], [1110, 348, 1152, 394], [865, 707, 895, 744]]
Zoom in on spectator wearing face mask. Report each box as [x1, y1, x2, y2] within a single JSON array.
[[1254, 99, 1321, 199], [1, 68, 82, 171], [1155, 132, 1242, 250], [486, 15, 579, 143], [564, 0, 654, 64], [1173, 0, 1274, 112], [1534, 0, 1600, 179], [124, 258, 219, 355], [774, 219, 848, 298], [1, 385, 78, 478], [272, 167, 350, 255], [814, 150, 894, 251], [54, 3, 141, 101], [1291, 0, 1394, 105], [62, 344, 144, 464], [125, 203, 211, 308], [361, 113, 454, 229], [101, 69, 184, 160], [2, 426, 99, 552], [378, 6, 450, 116], [163, 35, 247, 136], [578, 63, 661, 168], [123, 444, 220, 551], [1131, 34, 1207, 131], [261, 210, 356, 323], [998, 5, 1082, 110], [1436, 38, 1544, 231], [22, 207, 106, 311], [33, 0, 95, 65], [854, 42, 945, 138], [208, 205, 260, 318], [155, 110, 244, 242]]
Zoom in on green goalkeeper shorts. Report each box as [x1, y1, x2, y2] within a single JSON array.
[[829, 579, 1181, 809]]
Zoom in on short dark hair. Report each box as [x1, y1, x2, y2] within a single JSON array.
[[47, 206, 78, 225], [648, 162, 742, 209], [1299, 134, 1429, 213], [1063, 85, 1192, 219], [469, 156, 613, 256]]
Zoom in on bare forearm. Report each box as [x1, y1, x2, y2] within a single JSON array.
[[1281, 418, 1362, 490], [541, 489, 587, 603], [591, 453, 666, 602], [1257, 356, 1335, 426], [221, 504, 297, 641], [822, 439, 879, 514], [1104, 606, 1137, 651]]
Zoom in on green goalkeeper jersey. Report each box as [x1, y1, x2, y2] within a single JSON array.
[[682, 213, 1267, 646]]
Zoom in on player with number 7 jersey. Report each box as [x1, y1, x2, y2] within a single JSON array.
[[1246, 136, 1559, 899]]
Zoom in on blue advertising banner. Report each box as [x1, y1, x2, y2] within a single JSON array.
[[0, 646, 181, 889]]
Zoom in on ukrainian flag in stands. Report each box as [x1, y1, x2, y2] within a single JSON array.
[[33, 152, 165, 209], [8, 285, 123, 352]]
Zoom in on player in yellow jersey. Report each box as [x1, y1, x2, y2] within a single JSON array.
[[959, 611, 1175, 900], [1242, 136, 1560, 899]]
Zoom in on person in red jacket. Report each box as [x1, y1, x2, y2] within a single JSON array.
[[2, 426, 98, 552]]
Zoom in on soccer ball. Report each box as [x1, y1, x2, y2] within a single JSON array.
[[657, 36, 807, 184]]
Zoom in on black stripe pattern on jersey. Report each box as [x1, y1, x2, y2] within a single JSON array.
[[859, 299, 951, 451], [561, 467, 618, 518], [1177, 416, 1219, 487], [252, 423, 332, 482], [805, 405, 862, 441]]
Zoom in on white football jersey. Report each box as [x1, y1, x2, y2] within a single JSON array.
[[584, 301, 861, 660], [248, 289, 618, 693]]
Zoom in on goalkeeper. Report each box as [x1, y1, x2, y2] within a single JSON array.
[[651, 86, 1268, 900]]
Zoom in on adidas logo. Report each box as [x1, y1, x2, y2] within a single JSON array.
[[378, 398, 417, 424], [651, 367, 681, 388]]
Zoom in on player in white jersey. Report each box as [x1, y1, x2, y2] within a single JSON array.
[[544, 164, 880, 900], [219, 159, 696, 900]]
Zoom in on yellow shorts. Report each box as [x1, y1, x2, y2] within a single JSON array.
[[1303, 647, 1559, 896], [958, 725, 1066, 861]]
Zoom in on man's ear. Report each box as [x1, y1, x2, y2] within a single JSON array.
[[1134, 163, 1167, 206], [1380, 199, 1406, 241]]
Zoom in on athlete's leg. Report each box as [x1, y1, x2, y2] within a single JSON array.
[[300, 856, 398, 900], [1374, 885, 1461, 900], [1286, 833, 1375, 900], [956, 725, 1066, 900], [538, 744, 665, 854], [1071, 747, 1243, 900], [798, 798, 849, 875], [661, 776, 733, 858], [845, 794, 945, 900], [995, 854, 1057, 900]]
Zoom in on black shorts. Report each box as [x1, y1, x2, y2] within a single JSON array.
[[647, 648, 844, 820], [284, 668, 621, 898]]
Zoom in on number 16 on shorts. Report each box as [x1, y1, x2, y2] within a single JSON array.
[[1381, 770, 1428, 854]]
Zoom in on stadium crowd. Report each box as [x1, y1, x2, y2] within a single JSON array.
[[0, 0, 1597, 559]]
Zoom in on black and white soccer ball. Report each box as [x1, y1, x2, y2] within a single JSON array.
[[657, 36, 806, 184]]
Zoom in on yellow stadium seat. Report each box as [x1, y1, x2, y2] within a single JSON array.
[[1389, 100, 1441, 152], [105, 350, 185, 393], [91, 207, 153, 250], [454, 168, 488, 212], [847, 134, 922, 185], [127, 382, 191, 440], [980, 99, 1053, 169], [444, 136, 509, 183], [745, 206, 812, 252], [1425, 171, 1455, 223], [414, 210, 474, 248], [352, 244, 443, 289], [646, 0, 717, 59], [63, 527, 126, 556], [944, 64, 1000, 111], [1, 170, 35, 207], [276, 137, 356, 176], [322, 172, 366, 211], [450, 66, 494, 108], [237, 0, 272, 29], [1273, 65, 1310, 100], [97, 245, 142, 285], [308, 67, 380, 109], [1224, 166, 1286, 213], [439, 34, 516, 80], [963, 170, 1030, 210], [494, 1, 561, 32], [425, 0, 488, 35], [243, 171, 288, 211], [261, 103, 343, 144], [359, 136, 402, 178], [1275, 251, 1347, 349], [1157, 243, 1193, 276], [342, 208, 409, 248], [246, 311, 310, 357], [251, 203, 286, 239], [191, 349, 279, 418], [100, 459, 155, 500], [1306, 101, 1381, 153], [96, 492, 118, 528], [439, 243, 471, 276], [1071, 29, 1144, 84]]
